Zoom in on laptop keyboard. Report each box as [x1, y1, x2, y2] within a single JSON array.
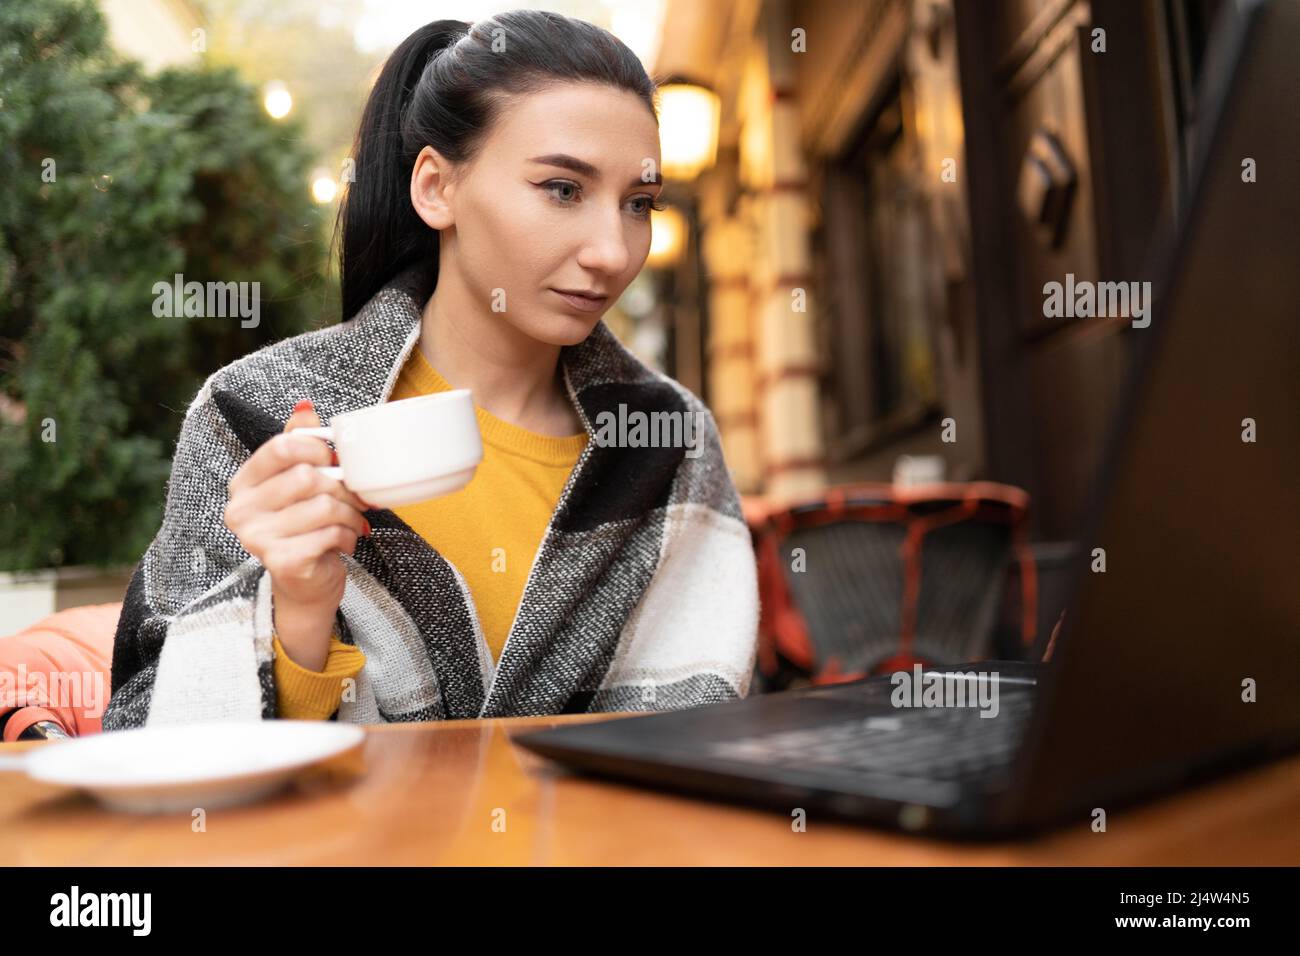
[[703, 689, 1034, 784]]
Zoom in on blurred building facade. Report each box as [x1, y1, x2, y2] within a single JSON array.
[[100, 0, 206, 71], [653, 0, 1226, 538]]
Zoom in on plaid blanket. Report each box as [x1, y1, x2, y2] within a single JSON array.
[[102, 263, 759, 728]]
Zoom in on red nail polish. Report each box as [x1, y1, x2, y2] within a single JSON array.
[[362, 518, 372, 536], [292, 399, 313, 413]]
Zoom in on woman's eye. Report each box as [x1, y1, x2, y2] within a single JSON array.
[[540, 180, 667, 219], [628, 196, 668, 219], [542, 180, 581, 203]]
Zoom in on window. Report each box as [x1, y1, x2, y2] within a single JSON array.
[[816, 83, 943, 465]]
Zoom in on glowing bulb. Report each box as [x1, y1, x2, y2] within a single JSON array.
[[263, 80, 292, 119], [657, 84, 720, 181], [647, 205, 686, 267], [311, 175, 338, 204]]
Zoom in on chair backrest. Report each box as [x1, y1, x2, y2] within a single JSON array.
[[754, 483, 1035, 684], [0, 601, 121, 740]]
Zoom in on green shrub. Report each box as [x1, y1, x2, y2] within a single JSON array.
[[0, 0, 332, 570]]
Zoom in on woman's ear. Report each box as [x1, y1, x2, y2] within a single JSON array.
[[410, 145, 456, 230]]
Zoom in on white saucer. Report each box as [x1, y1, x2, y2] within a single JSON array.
[[0, 720, 365, 813]]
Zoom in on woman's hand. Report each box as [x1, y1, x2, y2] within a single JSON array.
[[223, 399, 372, 670]]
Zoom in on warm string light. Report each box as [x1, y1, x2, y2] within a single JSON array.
[[657, 83, 720, 181], [262, 80, 292, 119]]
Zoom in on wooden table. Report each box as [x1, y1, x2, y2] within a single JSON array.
[[3, 713, 1300, 865]]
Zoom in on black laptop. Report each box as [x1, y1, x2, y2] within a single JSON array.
[[514, 0, 1300, 838]]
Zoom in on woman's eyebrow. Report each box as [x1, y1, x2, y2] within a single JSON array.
[[528, 153, 663, 188]]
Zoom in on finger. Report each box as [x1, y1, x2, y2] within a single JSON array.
[[284, 398, 323, 433], [280, 399, 377, 510], [230, 430, 334, 496], [275, 525, 362, 575], [252, 460, 374, 515], [284, 398, 334, 465], [261, 491, 370, 541]]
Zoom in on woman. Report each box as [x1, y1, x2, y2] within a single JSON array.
[[103, 11, 759, 728]]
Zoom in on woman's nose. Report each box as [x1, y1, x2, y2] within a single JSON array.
[[576, 208, 631, 276]]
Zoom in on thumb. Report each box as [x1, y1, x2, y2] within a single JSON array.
[[285, 397, 322, 432], [285, 398, 338, 468]]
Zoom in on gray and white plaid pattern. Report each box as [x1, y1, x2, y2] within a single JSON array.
[[103, 262, 759, 728]]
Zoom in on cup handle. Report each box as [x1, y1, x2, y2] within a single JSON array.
[[292, 425, 345, 482]]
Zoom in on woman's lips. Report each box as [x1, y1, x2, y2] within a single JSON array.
[[551, 289, 608, 313]]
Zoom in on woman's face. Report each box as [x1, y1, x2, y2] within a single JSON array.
[[413, 81, 663, 347]]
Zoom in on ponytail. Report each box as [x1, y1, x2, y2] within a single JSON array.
[[335, 20, 468, 322], [334, 11, 658, 323]]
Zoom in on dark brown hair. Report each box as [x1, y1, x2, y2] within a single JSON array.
[[335, 10, 658, 321]]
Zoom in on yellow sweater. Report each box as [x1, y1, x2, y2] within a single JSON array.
[[273, 345, 587, 719]]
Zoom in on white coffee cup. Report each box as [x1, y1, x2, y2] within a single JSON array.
[[294, 389, 483, 508]]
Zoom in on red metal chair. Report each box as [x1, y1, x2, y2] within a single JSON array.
[[751, 483, 1037, 688], [0, 602, 120, 740]]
